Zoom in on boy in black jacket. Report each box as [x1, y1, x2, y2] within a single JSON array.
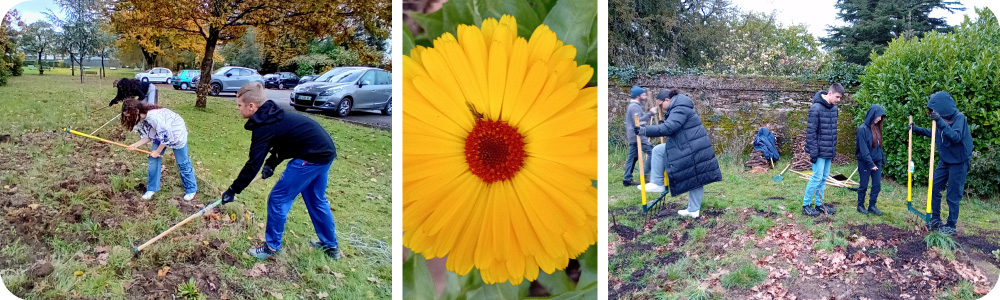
[[910, 91, 974, 235], [221, 82, 341, 259], [802, 83, 845, 216]]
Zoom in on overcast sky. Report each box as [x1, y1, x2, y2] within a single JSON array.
[[734, 0, 998, 38], [3, 0, 997, 42]]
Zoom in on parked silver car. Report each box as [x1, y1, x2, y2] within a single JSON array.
[[208, 66, 265, 96], [289, 67, 392, 117]]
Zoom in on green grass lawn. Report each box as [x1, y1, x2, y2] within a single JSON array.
[[0, 69, 391, 299], [608, 144, 1000, 300]]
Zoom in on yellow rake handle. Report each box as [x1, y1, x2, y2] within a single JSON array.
[[635, 114, 648, 206], [926, 120, 935, 214], [907, 116, 913, 205], [64, 128, 172, 160]]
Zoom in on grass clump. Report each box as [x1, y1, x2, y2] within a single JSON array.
[[924, 232, 959, 251], [747, 216, 774, 237], [176, 278, 205, 300], [720, 264, 767, 290]]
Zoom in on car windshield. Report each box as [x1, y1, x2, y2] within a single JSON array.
[[316, 68, 364, 83]]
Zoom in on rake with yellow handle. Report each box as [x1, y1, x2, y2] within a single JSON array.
[[634, 114, 648, 209], [134, 175, 263, 254], [905, 116, 933, 224], [63, 126, 173, 160]]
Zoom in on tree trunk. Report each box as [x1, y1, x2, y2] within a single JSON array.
[[195, 29, 220, 109], [100, 53, 105, 78], [69, 52, 75, 76], [78, 56, 84, 83], [37, 51, 44, 75]]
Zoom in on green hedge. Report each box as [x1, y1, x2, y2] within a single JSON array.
[[853, 7, 1000, 197]]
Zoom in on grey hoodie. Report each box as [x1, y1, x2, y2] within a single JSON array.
[[625, 100, 654, 143]]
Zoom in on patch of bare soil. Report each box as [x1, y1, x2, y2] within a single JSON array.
[[744, 223, 997, 299], [129, 264, 223, 299], [609, 205, 730, 299]]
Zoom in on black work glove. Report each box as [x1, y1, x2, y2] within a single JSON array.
[[108, 99, 118, 107], [909, 122, 914, 131], [810, 155, 818, 164], [658, 119, 665, 124], [261, 165, 274, 179], [930, 111, 944, 125], [221, 188, 235, 205], [637, 126, 647, 136]]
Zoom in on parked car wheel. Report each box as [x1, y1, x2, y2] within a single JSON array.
[[180, 83, 189, 90], [294, 106, 307, 112], [279, 83, 285, 90], [381, 98, 392, 116], [165, 78, 172, 84], [210, 83, 222, 96], [141, 77, 149, 83], [335, 97, 352, 117]]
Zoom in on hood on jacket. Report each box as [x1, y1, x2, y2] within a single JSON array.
[[864, 104, 886, 126], [927, 91, 958, 119], [667, 94, 694, 111], [245, 100, 284, 130], [813, 91, 833, 109]]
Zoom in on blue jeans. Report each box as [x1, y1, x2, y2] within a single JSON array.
[[265, 159, 339, 251], [650, 144, 667, 185], [802, 158, 831, 206], [147, 142, 197, 194]]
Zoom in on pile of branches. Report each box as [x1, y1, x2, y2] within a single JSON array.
[[745, 150, 773, 170], [791, 133, 812, 171]]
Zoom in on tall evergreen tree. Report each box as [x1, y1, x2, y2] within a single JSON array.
[[822, 0, 963, 64]]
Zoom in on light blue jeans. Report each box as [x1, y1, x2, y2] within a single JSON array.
[[686, 186, 704, 212], [650, 144, 667, 185], [147, 142, 198, 194], [802, 158, 832, 206]]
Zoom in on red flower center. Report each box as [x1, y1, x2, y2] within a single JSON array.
[[464, 119, 526, 183]]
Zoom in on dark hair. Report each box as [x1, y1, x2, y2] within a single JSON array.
[[828, 83, 845, 96], [656, 89, 680, 101], [121, 99, 163, 129], [871, 117, 883, 147]]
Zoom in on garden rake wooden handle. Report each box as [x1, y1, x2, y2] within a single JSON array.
[[778, 161, 792, 176], [635, 114, 648, 206], [134, 175, 263, 253], [64, 127, 172, 160]]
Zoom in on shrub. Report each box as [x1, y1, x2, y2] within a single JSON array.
[[853, 8, 1000, 190], [925, 232, 958, 251], [818, 60, 864, 90], [967, 149, 1000, 198]]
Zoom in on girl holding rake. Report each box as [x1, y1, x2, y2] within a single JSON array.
[[121, 99, 198, 201]]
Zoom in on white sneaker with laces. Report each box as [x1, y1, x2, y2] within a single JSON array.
[[637, 183, 665, 193], [677, 210, 700, 218], [183, 193, 196, 201], [142, 191, 156, 200]]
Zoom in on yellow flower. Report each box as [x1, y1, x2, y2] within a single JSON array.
[[402, 15, 597, 285]]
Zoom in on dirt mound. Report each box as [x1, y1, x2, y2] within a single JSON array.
[[611, 224, 638, 240]]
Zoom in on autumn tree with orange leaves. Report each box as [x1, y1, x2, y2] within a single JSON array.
[[107, 0, 389, 108]]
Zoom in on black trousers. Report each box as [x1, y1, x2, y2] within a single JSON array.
[[623, 142, 652, 182], [857, 163, 882, 207]]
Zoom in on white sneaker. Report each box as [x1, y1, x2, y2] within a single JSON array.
[[637, 183, 665, 193], [183, 193, 196, 201], [141, 191, 156, 200], [677, 210, 700, 218]]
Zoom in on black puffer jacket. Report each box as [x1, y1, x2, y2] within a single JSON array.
[[643, 94, 722, 196], [806, 91, 839, 161]]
